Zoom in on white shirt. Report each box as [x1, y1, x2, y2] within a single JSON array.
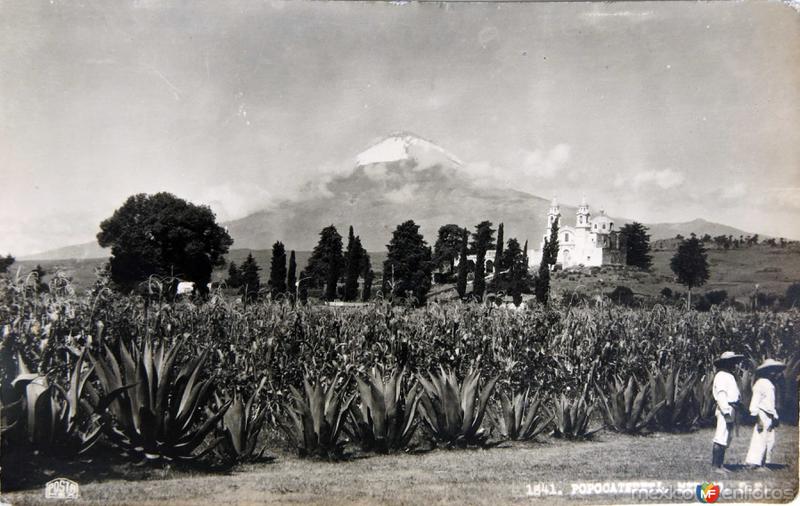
[[713, 370, 740, 415], [749, 377, 777, 419]]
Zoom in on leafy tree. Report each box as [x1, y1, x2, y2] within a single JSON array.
[[240, 253, 261, 302], [96, 192, 232, 293], [670, 237, 710, 309], [433, 224, 466, 274], [383, 220, 433, 304], [226, 261, 242, 288], [305, 225, 344, 300], [471, 221, 495, 300], [456, 230, 469, 298], [620, 222, 652, 269], [287, 250, 297, 299], [494, 223, 504, 271], [0, 254, 14, 273], [268, 241, 287, 298]]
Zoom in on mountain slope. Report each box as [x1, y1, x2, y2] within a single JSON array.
[[21, 134, 767, 260]]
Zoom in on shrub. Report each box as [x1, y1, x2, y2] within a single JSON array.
[[214, 377, 270, 464], [648, 366, 696, 432], [705, 290, 728, 307], [608, 286, 635, 307], [551, 393, 600, 439], [689, 373, 716, 428], [12, 350, 129, 457], [598, 376, 661, 435], [417, 365, 499, 447], [347, 365, 420, 453], [784, 283, 800, 309], [490, 386, 551, 441], [89, 340, 230, 464], [279, 374, 354, 458]]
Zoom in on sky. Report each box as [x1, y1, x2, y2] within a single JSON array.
[[1, 0, 799, 255]]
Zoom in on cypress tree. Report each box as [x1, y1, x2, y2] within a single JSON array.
[[305, 225, 344, 300], [286, 250, 297, 299], [343, 226, 362, 301], [268, 241, 287, 298], [456, 229, 469, 298], [495, 223, 504, 271], [471, 221, 495, 301], [240, 253, 261, 303], [226, 261, 242, 288], [535, 241, 550, 304]]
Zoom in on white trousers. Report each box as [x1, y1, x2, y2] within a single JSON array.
[[745, 414, 775, 466], [713, 408, 733, 446]]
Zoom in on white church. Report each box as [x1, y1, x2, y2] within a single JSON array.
[[454, 196, 626, 274], [535, 197, 626, 269]]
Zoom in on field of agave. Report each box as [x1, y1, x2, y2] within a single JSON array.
[[1, 272, 799, 485]]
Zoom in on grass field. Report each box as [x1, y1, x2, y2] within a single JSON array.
[[3, 427, 797, 505]]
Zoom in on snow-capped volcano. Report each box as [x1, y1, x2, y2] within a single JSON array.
[[355, 133, 464, 168]]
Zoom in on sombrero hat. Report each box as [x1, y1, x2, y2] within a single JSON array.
[[714, 351, 745, 366], [756, 359, 786, 374]]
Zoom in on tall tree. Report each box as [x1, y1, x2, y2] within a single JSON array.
[[620, 222, 652, 269], [670, 237, 710, 309], [456, 229, 469, 298], [522, 239, 529, 270], [268, 241, 287, 298], [494, 223, 505, 271], [286, 250, 297, 299], [383, 220, 433, 305], [433, 224, 466, 275], [471, 221, 496, 301], [546, 216, 560, 266], [305, 225, 344, 300], [0, 254, 14, 273], [240, 253, 261, 303], [362, 269, 374, 302], [96, 192, 233, 294], [535, 241, 551, 304], [343, 226, 365, 301], [226, 261, 242, 288]]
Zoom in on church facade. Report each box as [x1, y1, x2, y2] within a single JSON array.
[[538, 198, 626, 268]]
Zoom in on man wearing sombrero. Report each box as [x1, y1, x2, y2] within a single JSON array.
[[712, 351, 744, 473], [745, 358, 786, 469]]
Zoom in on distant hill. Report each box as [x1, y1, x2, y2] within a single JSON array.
[[646, 218, 757, 241], [21, 242, 108, 261]]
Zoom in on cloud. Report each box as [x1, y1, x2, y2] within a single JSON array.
[[384, 183, 419, 204], [193, 183, 275, 222], [719, 182, 747, 200], [626, 169, 686, 190], [520, 144, 571, 179]]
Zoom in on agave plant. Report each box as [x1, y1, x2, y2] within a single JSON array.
[[490, 386, 552, 441], [214, 377, 270, 463], [279, 373, 354, 458], [689, 372, 716, 428], [597, 376, 662, 435], [11, 350, 130, 456], [649, 366, 695, 432], [551, 393, 601, 439], [416, 365, 499, 447], [347, 365, 420, 453], [89, 339, 230, 464]]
